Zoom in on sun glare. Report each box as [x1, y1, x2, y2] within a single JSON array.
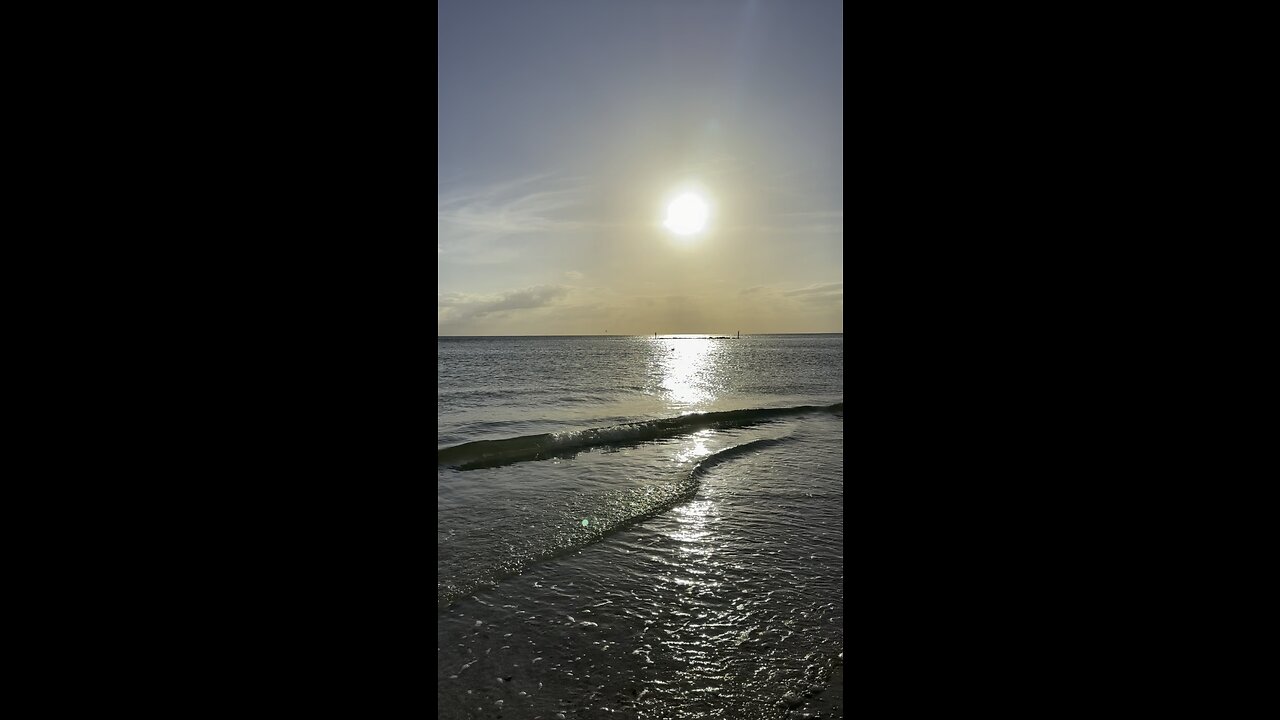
[[664, 193, 708, 235]]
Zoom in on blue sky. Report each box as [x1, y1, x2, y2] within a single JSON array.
[[439, 0, 843, 335]]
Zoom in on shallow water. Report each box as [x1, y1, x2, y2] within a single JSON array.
[[438, 335, 844, 718]]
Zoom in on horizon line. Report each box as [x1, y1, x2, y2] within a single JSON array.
[[438, 332, 843, 338]]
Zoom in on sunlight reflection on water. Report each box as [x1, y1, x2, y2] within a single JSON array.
[[673, 429, 715, 464], [654, 337, 727, 407]]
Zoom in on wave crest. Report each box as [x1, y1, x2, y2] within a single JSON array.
[[437, 402, 841, 470]]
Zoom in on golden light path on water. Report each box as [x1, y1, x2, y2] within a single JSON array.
[[649, 336, 735, 653], [653, 336, 724, 408], [673, 428, 713, 464], [653, 336, 733, 597]]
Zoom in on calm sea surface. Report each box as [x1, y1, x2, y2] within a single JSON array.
[[438, 334, 844, 718]]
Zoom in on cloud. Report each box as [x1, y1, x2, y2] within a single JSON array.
[[783, 281, 843, 301], [738, 282, 842, 302], [563, 270, 585, 281], [437, 282, 842, 335], [438, 284, 570, 323], [438, 174, 591, 238]]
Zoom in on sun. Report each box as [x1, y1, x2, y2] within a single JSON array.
[[664, 193, 708, 235]]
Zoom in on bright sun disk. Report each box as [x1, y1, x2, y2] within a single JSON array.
[[664, 193, 708, 235]]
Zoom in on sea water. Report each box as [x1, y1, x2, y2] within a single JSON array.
[[438, 334, 844, 718]]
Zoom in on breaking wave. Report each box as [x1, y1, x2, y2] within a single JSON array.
[[438, 433, 798, 608], [437, 402, 841, 470]]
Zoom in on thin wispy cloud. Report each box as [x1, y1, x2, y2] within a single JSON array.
[[438, 174, 592, 237], [784, 281, 843, 300]]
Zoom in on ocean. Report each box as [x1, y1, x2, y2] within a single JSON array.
[[438, 334, 844, 718]]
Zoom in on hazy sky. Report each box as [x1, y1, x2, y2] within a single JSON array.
[[439, 0, 843, 335]]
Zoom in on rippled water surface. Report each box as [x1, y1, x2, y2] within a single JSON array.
[[438, 335, 843, 718]]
